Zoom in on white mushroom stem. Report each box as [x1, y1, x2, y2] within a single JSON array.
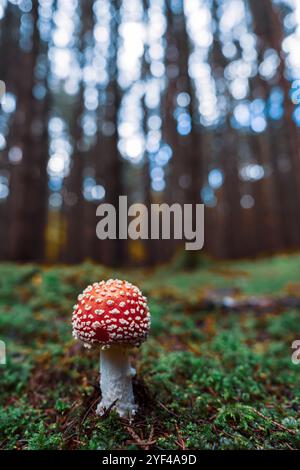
[[96, 346, 137, 419]]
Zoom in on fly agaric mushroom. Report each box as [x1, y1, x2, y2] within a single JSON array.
[[72, 279, 151, 418]]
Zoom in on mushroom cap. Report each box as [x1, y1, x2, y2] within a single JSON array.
[[72, 279, 151, 349]]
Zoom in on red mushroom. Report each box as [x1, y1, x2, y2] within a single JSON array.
[[72, 279, 151, 418]]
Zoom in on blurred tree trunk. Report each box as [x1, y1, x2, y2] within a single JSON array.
[[177, 0, 204, 267], [141, 0, 156, 266], [248, 0, 300, 248], [164, 0, 202, 205], [8, 1, 49, 261], [210, 4, 242, 259], [141, 96, 156, 266], [162, 1, 181, 264], [64, 0, 94, 263], [64, 90, 85, 263], [0, 3, 20, 259], [92, 0, 126, 267], [0, 3, 18, 87], [103, 83, 126, 267], [163, 0, 203, 266], [244, 59, 284, 254], [176, 2, 202, 206]]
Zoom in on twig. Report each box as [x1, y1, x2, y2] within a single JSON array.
[[175, 423, 186, 450], [126, 426, 156, 450], [253, 409, 297, 436], [158, 401, 180, 418], [80, 396, 100, 425]]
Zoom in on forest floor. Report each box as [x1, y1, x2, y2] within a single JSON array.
[[1, 253, 300, 450]]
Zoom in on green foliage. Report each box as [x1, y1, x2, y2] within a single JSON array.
[[1, 253, 300, 449], [25, 422, 63, 450], [0, 402, 41, 449]]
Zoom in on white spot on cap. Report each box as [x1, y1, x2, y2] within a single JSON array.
[[95, 309, 104, 315], [110, 308, 120, 315]]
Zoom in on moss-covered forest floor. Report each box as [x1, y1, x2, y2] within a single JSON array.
[[1, 253, 300, 450]]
